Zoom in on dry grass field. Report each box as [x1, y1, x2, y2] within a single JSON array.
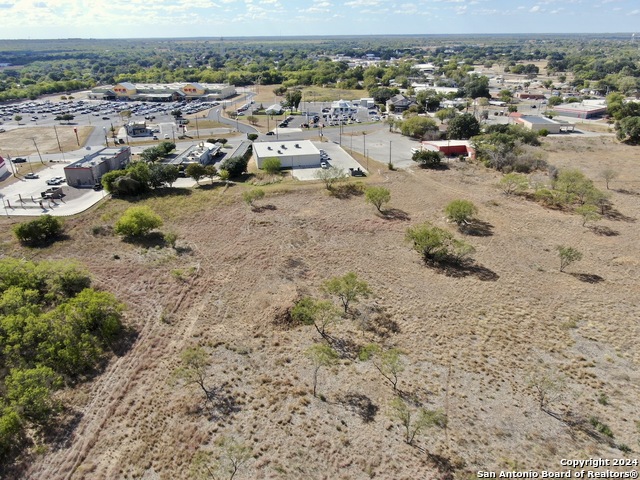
[[1, 136, 639, 479], [0, 126, 93, 157]]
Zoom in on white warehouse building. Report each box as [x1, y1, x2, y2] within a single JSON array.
[[253, 140, 321, 169]]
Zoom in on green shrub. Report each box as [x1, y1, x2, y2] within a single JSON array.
[[0, 407, 23, 459], [221, 155, 249, 178], [444, 199, 477, 227], [405, 222, 474, 264], [365, 186, 391, 213], [13, 215, 63, 246], [589, 417, 614, 438], [114, 206, 163, 237], [412, 150, 442, 168], [242, 188, 265, 207], [499, 173, 529, 195], [262, 157, 282, 174]]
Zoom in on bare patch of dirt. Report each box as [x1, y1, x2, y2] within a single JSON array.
[[1, 136, 639, 479]]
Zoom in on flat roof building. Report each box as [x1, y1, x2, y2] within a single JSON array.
[[553, 102, 607, 119], [421, 140, 476, 159], [64, 146, 131, 188], [170, 142, 221, 167], [510, 114, 574, 134], [253, 140, 320, 169], [89, 83, 236, 102]]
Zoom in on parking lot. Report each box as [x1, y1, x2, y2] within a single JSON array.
[[0, 163, 104, 216], [289, 141, 367, 181]]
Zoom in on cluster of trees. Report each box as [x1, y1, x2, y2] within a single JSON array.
[[535, 169, 610, 219], [499, 168, 611, 227], [472, 124, 545, 173], [102, 161, 179, 195], [0, 259, 124, 460], [139, 141, 175, 163], [606, 92, 640, 143], [289, 273, 446, 446]]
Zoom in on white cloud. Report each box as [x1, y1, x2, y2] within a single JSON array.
[[344, 0, 382, 6], [454, 5, 467, 14], [529, 5, 541, 12]]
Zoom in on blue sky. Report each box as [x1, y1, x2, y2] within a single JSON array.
[[0, 0, 638, 39]]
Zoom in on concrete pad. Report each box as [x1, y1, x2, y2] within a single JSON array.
[[290, 141, 366, 181]]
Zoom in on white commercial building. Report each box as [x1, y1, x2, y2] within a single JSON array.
[[329, 99, 357, 118], [253, 140, 321, 169]]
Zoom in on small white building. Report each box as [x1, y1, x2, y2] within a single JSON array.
[[359, 98, 375, 108], [171, 142, 222, 167], [253, 140, 321, 169], [265, 104, 284, 115], [329, 99, 357, 118]]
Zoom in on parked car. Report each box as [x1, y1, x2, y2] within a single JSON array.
[[266, 131, 275, 136], [164, 134, 170, 139], [102, 116, 110, 120], [12, 157, 27, 163], [320, 161, 328, 169], [25, 173, 39, 179]]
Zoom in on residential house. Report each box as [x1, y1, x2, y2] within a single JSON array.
[[386, 94, 416, 113]]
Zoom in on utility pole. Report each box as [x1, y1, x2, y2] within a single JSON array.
[[389, 140, 392, 169], [53, 124, 64, 157], [362, 131, 367, 159], [31, 138, 44, 165]]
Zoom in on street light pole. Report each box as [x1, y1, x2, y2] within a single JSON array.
[[389, 140, 392, 169], [103, 127, 109, 147]]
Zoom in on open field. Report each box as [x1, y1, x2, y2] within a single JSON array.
[[0, 125, 93, 157], [1, 136, 639, 479], [254, 85, 365, 106]]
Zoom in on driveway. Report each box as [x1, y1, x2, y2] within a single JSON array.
[[290, 142, 366, 181]]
